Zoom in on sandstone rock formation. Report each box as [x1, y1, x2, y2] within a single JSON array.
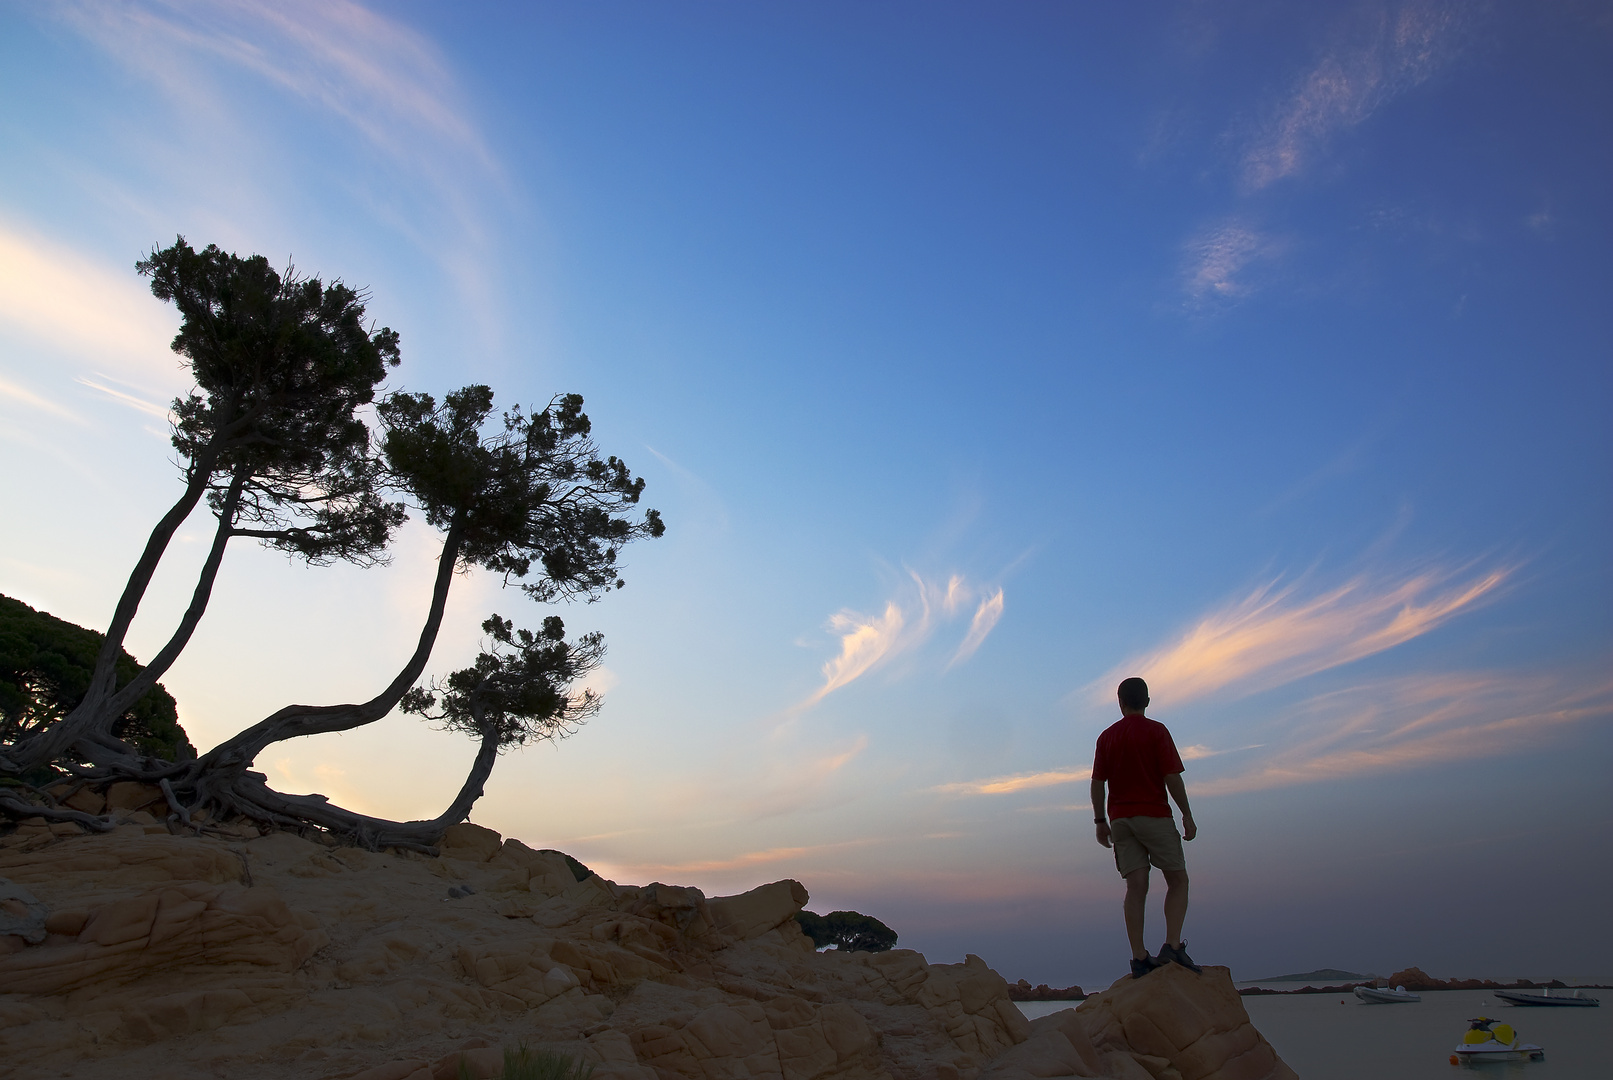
[[1, 807, 1296, 1080]]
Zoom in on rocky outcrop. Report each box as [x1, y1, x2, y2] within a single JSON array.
[[0, 816, 1295, 1080], [1075, 964, 1297, 1080]]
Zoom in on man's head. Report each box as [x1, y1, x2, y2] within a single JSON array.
[[1117, 677, 1149, 715]]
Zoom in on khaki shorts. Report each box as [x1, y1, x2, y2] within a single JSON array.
[[1111, 815, 1186, 877]]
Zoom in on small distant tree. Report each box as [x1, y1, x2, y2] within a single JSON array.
[[795, 910, 899, 953]]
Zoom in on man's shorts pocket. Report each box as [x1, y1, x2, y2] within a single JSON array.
[[1111, 815, 1186, 877]]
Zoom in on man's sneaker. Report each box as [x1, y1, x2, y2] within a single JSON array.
[[1157, 941, 1202, 973], [1130, 954, 1164, 979]]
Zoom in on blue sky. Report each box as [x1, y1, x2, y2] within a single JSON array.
[[1, 1, 1609, 987]]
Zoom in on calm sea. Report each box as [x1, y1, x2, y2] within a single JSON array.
[[1017, 989, 1610, 1079]]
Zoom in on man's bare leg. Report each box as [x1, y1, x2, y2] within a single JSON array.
[[1124, 868, 1151, 960], [1162, 868, 1189, 948]]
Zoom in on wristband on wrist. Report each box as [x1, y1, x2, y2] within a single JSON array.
[[1094, 817, 1107, 824]]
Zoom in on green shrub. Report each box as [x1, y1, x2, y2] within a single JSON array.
[[457, 1044, 594, 1080], [0, 594, 195, 775], [795, 909, 898, 952]]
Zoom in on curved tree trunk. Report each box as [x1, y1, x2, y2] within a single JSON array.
[[96, 465, 249, 735], [192, 521, 465, 786], [79, 444, 224, 700], [209, 720, 499, 850], [3, 457, 241, 774]]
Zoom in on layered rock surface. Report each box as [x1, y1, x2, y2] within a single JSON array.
[[0, 811, 1295, 1080]]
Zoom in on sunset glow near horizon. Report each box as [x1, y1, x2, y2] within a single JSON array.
[[1, 2, 1609, 988]]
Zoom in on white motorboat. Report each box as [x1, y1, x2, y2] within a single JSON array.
[[1354, 984, 1420, 1004], [1450, 1017, 1545, 1065], [1494, 987, 1599, 1007]]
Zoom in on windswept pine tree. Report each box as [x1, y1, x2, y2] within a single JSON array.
[[0, 239, 662, 848]]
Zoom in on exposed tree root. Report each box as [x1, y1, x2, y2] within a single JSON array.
[[0, 792, 118, 832]]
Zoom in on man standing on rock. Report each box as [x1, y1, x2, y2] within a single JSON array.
[[1091, 676, 1201, 979]]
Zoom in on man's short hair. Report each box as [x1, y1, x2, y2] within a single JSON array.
[[1118, 677, 1150, 712]]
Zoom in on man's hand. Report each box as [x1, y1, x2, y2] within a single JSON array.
[[1164, 773, 1195, 841], [1090, 777, 1110, 848]]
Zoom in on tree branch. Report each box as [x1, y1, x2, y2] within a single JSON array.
[[0, 793, 119, 832], [1, 449, 230, 774], [96, 464, 249, 734], [212, 721, 498, 849], [195, 521, 465, 779]]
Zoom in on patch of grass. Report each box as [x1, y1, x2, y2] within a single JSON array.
[[457, 1044, 594, 1080]]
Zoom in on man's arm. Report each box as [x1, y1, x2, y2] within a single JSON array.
[[1164, 772, 1196, 841], [1090, 777, 1111, 848]]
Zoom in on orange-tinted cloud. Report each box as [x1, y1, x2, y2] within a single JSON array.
[[737, 734, 871, 819], [935, 742, 1264, 798], [1195, 670, 1612, 796], [801, 572, 1005, 708], [0, 223, 180, 388], [806, 602, 907, 707], [1094, 563, 1511, 706], [932, 766, 1091, 797], [950, 588, 1004, 668]]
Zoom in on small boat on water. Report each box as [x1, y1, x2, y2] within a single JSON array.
[[1450, 1017, 1545, 1065], [1354, 984, 1420, 1004], [1494, 987, 1600, 1007]]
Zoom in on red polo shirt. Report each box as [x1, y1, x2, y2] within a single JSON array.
[[1092, 714, 1184, 819]]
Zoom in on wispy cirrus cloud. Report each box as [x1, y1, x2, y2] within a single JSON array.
[[1195, 670, 1613, 795], [1242, 1, 1470, 191], [0, 223, 181, 384], [0, 376, 85, 425], [0, 223, 186, 433], [740, 734, 870, 818], [52, 0, 509, 332], [801, 572, 1005, 709], [932, 766, 1091, 797], [1179, 743, 1264, 761], [950, 588, 1005, 668], [74, 376, 173, 420], [933, 743, 1260, 798], [1092, 562, 1511, 707], [60, 0, 494, 176], [811, 602, 909, 706], [1182, 219, 1283, 304]]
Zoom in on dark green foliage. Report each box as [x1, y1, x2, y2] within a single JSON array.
[[553, 851, 593, 882], [0, 594, 195, 766], [794, 909, 899, 953], [378, 386, 663, 796], [455, 1044, 592, 1080], [400, 614, 604, 749], [378, 387, 664, 600], [139, 237, 406, 566], [512, 1045, 593, 1080]]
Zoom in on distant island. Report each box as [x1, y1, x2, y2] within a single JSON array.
[[1247, 968, 1373, 983], [1238, 966, 1610, 997]]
